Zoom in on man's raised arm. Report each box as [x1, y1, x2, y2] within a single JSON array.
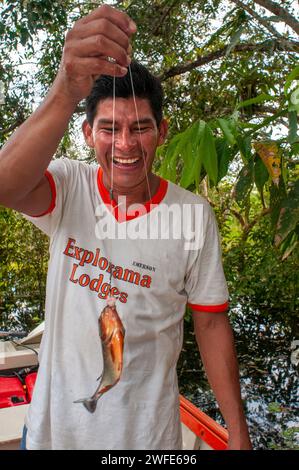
[[0, 4, 135, 216]]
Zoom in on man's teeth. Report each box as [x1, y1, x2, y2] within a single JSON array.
[[113, 157, 140, 164]]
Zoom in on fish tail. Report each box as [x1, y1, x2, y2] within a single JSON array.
[[73, 396, 99, 414]]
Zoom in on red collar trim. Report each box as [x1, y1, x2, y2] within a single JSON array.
[[97, 167, 168, 222]]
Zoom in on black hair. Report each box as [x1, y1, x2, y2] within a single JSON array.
[[85, 60, 163, 127]]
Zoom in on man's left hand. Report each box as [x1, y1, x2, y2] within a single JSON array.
[[227, 432, 253, 450]]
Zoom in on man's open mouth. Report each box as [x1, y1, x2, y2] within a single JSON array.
[[112, 157, 142, 170]]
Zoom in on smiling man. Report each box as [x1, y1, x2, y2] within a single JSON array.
[[0, 4, 251, 450], [83, 71, 167, 207]]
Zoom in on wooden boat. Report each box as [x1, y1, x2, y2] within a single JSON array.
[[0, 323, 228, 450]]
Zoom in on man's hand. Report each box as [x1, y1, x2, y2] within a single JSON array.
[[54, 4, 136, 105], [227, 431, 253, 450], [0, 4, 136, 213]]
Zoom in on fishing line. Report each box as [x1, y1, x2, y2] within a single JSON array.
[[108, 67, 116, 298], [128, 64, 152, 202], [110, 66, 116, 204], [108, 62, 153, 300]]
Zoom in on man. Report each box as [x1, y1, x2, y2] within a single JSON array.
[[0, 5, 252, 450]]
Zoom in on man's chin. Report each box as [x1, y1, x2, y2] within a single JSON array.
[[113, 174, 144, 191]]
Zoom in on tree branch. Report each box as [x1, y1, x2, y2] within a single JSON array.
[[0, 118, 24, 136], [230, 209, 246, 229], [242, 207, 271, 240], [152, 0, 178, 36], [230, 0, 292, 44], [253, 0, 299, 35], [159, 39, 299, 81]]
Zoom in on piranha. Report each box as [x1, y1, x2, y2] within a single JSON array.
[[74, 298, 125, 413]]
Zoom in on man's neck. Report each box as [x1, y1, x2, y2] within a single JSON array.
[[103, 173, 160, 210]]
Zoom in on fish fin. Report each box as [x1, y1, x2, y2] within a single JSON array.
[[73, 397, 98, 414], [102, 330, 114, 345]]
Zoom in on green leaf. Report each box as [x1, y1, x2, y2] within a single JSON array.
[[216, 138, 234, 182], [160, 120, 206, 186], [280, 230, 298, 261], [270, 181, 287, 228], [274, 181, 299, 246], [284, 66, 299, 96], [288, 111, 299, 144], [159, 134, 181, 181], [268, 402, 282, 413], [290, 142, 299, 155], [288, 86, 299, 114], [180, 121, 205, 188], [254, 157, 269, 192], [218, 118, 236, 146], [236, 135, 252, 161], [198, 123, 218, 185], [180, 148, 197, 188], [235, 162, 253, 205], [225, 26, 243, 57], [236, 93, 276, 110]]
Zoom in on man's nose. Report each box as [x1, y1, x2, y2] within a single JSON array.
[[114, 129, 137, 151]]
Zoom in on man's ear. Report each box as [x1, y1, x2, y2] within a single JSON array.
[[82, 119, 95, 148], [157, 118, 168, 146]]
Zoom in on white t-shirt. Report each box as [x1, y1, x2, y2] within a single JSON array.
[[23, 158, 229, 450]]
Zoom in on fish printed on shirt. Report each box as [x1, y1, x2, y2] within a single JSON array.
[[74, 298, 125, 413]]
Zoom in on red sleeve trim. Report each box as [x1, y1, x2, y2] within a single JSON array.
[[33, 170, 56, 218], [188, 301, 229, 313]]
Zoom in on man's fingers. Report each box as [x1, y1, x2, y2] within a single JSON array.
[[74, 18, 130, 51], [67, 35, 130, 68], [80, 4, 136, 36], [64, 57, 128, 77], [57, 4, 135, 100], [93, 58, 128, 77]]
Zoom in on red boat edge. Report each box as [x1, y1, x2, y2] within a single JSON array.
[[179, 394, 228, 450]]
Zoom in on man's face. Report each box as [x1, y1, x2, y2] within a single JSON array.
[[83, 97, 167, 191]]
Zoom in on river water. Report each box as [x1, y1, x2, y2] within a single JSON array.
[[177, 305, 299, 450]]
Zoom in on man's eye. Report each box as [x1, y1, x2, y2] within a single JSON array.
[[134, 127, 149, 132]]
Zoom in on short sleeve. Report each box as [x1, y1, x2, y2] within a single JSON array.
[[22, 158, 71, 237], [185, 203, 229, 313]]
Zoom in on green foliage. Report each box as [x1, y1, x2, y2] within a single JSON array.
[[0, 207, 49, 332], [236, 93, 276, 110], [215, 138, 234, 183], [284, 65, 299, 97], [274, 180, 299, 250], [268, 424, 299, 450], [265, 403, 299, 449], [219, 200, 299, 326], [199, 122, 218, 185], [288, 111, 298, 145], [235, 161, 254, 205], [217, 118, 237, 146], [254, 157, 269, 193], [158, 61, 299, 259]]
